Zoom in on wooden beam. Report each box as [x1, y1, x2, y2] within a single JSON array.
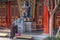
[[17, 0, 21, 17], [33, 0, 37, 22], [33, 0, 36, 19]]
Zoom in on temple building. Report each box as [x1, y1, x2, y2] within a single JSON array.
[[0, 0, 60, 34]]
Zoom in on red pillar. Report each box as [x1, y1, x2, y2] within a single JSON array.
[[7, 1, 10, 28], [43, 0, 49, 34]]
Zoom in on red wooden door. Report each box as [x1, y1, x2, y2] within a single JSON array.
[[34, 0, 44, 31], [10, 1, 20, 24], [0, 2, 7, 28], [55, 11, 60, 29], [0, 2, 20, 28]]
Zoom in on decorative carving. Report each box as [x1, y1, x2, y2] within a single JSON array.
[[0, 16, 1, 18], [0, 19, 1, 21], [0, 6, 1, 8], [2, 16, 6, 18], [56, 19, 60, 26], [17, 0, 36, 21], [36, 0, 43, 26], [11, 19, 15, 23], [11, 16, 15, 18], [2, 19, 6, 21]]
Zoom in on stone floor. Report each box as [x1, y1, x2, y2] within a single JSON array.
[[0, 33, 49, 40], [0, 28, 48, 40], [0, 37, 27, 40]]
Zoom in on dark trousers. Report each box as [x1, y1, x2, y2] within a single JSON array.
[[10, 25, 18, 38]]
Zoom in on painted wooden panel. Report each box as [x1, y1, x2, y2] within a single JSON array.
[[10, 5, 14, 16], [55, 14, 60, 27], [0, 6, 1, 16], [10, 1, 20, 23], [0, 2, 7, 27], [17, 0, 35, 21], [36, 0, 43, 25], [55, 5, 60, 28], [14, 5, 20, 16], [32, 0, 44, 31]]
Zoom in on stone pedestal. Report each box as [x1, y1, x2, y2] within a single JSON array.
[[24, 22, 36, 32]]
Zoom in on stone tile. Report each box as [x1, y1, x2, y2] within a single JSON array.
[[0, 37, 27, 40]]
